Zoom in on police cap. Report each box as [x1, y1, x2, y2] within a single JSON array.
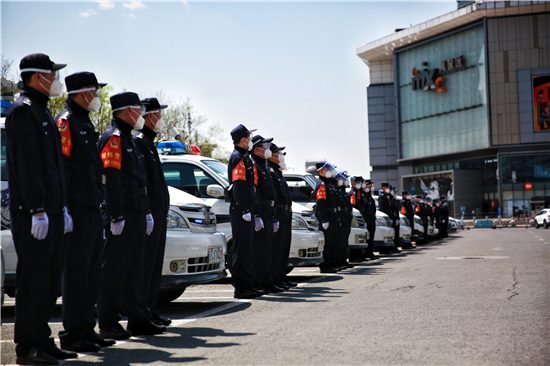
[[20, 53, 66, 75], [402, 190, 410, 195], [381, 182, 390, 187], [110, 92, 142, 110], [364, 179, 373, 185], [65, 72, 107, 93], [230, 124, 256, 144], [270, 143, 285, 152], [251, 134, 273, 149], [315, 162, 325, 170], [141, 97, 168, 112]]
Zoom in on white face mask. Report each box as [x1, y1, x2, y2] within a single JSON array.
[[247, 139, 253, 151], [40, 73, 63, 97], [365, 187, 370, 192], [153, 117, 165, 133], [263, 149, 272, 159], [129, 107, 145, 129], [338, 180, 344, 187], [279, 162, 287, 170], [361, 182, 367, 189], [87, 96, 101, 112], [324, 171, 332, 178], [385, 188, 390, 193]]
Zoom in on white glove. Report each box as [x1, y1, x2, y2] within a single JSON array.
[[63, 207, 73, 234], [274, 221, 280, 233], [31, 212, 49, 240], [146, 214, 154, 235], [242, 212, 252, 221], [322, 222, 329, 230], [111, 220, 125, 235], [255, 217, 264, 232]]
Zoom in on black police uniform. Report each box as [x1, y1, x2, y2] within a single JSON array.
[[378, 189, 395, 254], [348, 185, 363, 261], [227, 145, 258, 294], [133, 125, 170, 323], [268, 160, 293, 287], [440, 202, 449, 237], [390, 194, 401, 252], [55, 96, 106, 348], [338, 185, 353, 267], [6, 85, 67, 357], [433, 202, 441, 237], [315, 176, 340, 271], [421, 202, 430, 243], [400, 196, 414, 248], [97, 116, 152, 333], [361, 190, 378, 259], [251, 152, 278, 291]]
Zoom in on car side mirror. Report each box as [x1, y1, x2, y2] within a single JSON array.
[[206, 184, 225, 198]]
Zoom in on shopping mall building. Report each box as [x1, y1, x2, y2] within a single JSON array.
[[357, 0, 550, 218]]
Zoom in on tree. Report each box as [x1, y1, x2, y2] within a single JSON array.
[[47, 93, 67, 119], [1, 56, 14, 79]]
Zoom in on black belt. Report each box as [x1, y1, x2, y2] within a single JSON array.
[[260, 200, 275, 207], [277, 203, 292, 212], [328, 207, 341, 213], [124, 187, 147, 197], [72, 172, 106, 185]]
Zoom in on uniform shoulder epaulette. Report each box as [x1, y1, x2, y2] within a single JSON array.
[[22, 97, 32, 106], [113, 128, 121, 137], [58, 109, 71, 120]]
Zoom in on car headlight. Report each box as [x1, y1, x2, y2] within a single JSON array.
[[167, 209, 189, 229], [291, 214, 308, 230]]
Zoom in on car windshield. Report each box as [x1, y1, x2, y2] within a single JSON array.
[[201, 159, 229, 183], [304, 174, 317, 187]]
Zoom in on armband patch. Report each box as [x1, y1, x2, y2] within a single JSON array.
[[316, 183, 327, 200], [232, 159, 247, 182], [57, 118, 72, 156], [101, 135, 122, 169]]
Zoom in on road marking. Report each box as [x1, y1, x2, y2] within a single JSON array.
[[436, 256, 510, 260]]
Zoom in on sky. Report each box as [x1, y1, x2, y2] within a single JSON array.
[[1, 0, 457, 177]]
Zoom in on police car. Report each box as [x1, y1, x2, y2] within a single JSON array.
[[158, 154, 326, 271], [413, 215, 425, 242], [0, 120, 227, 304], [534, 209, 550, 229], [399, 214, 412, 245], [281, 171, 369, 251], [374, 211, 396, 252]]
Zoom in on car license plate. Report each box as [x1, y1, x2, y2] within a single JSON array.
[[208, 247, 223, 263]]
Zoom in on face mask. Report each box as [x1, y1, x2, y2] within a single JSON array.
[[153, 117, 165, 133], [84, 90, 101, 112], [337, 180, 344, 187], [40, 73, 63, 97], [361, 182, 367, 189], [384, 188, 389, 193], [324, 171, 332, 179], [247, 139, 253, 151], [263, 149, 272, 159], [345, 181, 350, 188], [129, 107, 145, 129], [365, 187, 370, 192], [279, 162, 287, 170]]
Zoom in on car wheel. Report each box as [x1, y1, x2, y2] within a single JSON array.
[[545, 220, 548, 229], [535, 221, 539, 229], [285, 266, 294, 274], [157, 288, 186, 304]]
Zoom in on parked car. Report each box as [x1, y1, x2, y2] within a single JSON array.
[[450, 217, 465, 230], [374, 211, 395, 252], [413, 215, 425, 243], [399, 214, 412, 246], [534, 209, 550, 229], [0, 121, 227, 304], [282, 171, 369, 253], [159, 154, 326, 271]]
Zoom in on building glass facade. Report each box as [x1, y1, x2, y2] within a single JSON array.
[[397, 24, 489, 159]]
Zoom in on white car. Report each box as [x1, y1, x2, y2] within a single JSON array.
[[0, 121, 227, 304], [451, 217, 465, 230], [399, 214, 412, 245], [413, 215, 425, 242], [374, 211, 395, 252], [282, 171, 369, 253], [534, 209, 550, 229], [159, 154, 326, 270]]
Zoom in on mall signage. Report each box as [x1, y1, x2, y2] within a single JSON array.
[[411, 55, 465, 93], [525, 182, 533, 190]]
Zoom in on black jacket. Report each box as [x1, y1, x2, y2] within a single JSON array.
[[98, 117, 150, 222], [362, 191, 377, 222], [252, 154, 277, 221], [314, 177, 339, 224], [268, 161, 292, 220], [227, 145, 257, 215], [401, 199, 415, 226], [339, 186, 353, 224], [6, 86, 66, 214], [378, 192, 394, 220], [348, 187, 363, 213], [133, 126, 170, 216], [55, 98, 105, 209]]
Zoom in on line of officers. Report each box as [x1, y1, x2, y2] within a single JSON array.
[[5, 53, 174, 366]]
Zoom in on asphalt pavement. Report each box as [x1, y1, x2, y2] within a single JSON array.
[[1, 228, 549, 365]]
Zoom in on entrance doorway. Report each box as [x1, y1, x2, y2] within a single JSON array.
[[529, 200, 545, 217]]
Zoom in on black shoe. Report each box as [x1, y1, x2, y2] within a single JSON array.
[[100, 325, 132, 340], [369, 255, 380, 260], [152, 314, 172, 326], [86, 332, 116, 347], [276, 282, 290, 290], [252, 287, 265, 297], [43, 344, 77, 360], [62, 339, 101, 353], [320, 266, 337, 273], [347, 263, 355, 268], [349, 257, 363, 263], [127, 320, 166, 336], [234, 288, 256, 299], [284, 281, 298, 288], [16, 345, 59, 365], [268, 285, 285, 293], [394, 249, 402, 253]]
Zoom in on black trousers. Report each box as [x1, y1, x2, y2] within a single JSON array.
[[320, 219, 339, 268], [229, 203, 254, 291], [272, 210, 291, 285], [393, 222, 400, 247], [365, 218, 376, 256], [97, 210, 148, 329], [339, 218, 352, 264], [144, 209, 167, 318], [251, 205, 274, 289], [59, 204, 103, 347], [12, 211, 63, 356]]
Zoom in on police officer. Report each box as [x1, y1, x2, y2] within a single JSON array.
[[315, 162, 340, 273], [440, 196, 449, 238], [416, 196, 429, 244], [6, 53, 76, 365], [336, 172, 353, 269], [348, 176, 364, 262], [426, 197, 435, 241], [97, 92, 165, 339], [133, 98, 171, 326], [433, 198, 441, 237], [400, 191, 415, 249], [251, 135, 283, 293], [378, 183, 395, 254], [55, 72, 115, 353], [389, 186, 402, 253], [227, 124, 258, 299], [362, 180, 379, 260], [267, 144, 296, 289]]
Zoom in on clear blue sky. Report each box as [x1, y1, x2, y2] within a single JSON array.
[[1, 0, 457, 178]]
